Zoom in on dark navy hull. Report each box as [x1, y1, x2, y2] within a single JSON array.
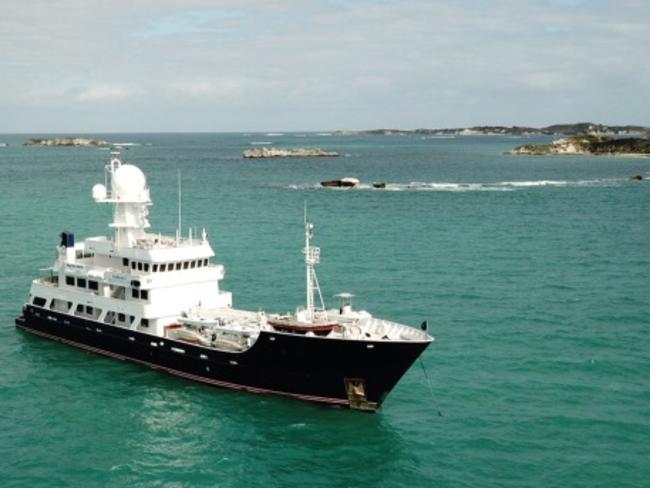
[[16, 305, 430, 411]]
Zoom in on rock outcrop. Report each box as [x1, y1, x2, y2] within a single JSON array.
[[321, 177, 360, 188], [24, 137, 109, 147], [509, 135, 650, 156], [243, 147, 339, 158]]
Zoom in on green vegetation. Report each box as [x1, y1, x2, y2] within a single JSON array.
[[510, 134, 650, 156]]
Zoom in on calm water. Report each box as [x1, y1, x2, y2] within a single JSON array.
[[1, 133, 648, 487]]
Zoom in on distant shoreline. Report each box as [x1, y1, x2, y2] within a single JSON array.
[[334, 123, 648, 137]]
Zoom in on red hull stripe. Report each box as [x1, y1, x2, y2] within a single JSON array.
[[18, 324, 350, 406]]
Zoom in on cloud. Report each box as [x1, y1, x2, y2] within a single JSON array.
[[135, 8, 241, 38], [0, 0, 649, 131], [524, 72, 571, 91], [76, 84, 140, 103], [167, 78, 245, 99]]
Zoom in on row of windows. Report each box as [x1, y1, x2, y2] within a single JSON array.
[[65, 276, 99, 290], [32, 296, 149, 328], [123, 258, 210, 273], [66, 275, 149, 301]]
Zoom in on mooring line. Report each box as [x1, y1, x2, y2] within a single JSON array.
[[419, 356, 443, 417]]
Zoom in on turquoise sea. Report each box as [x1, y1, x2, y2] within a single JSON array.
[[1, 133, 648, 487]]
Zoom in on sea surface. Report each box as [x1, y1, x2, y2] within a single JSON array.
[[0, 133, 648, 487]]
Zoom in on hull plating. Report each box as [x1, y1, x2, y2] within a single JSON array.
[[16, 306, 430, 410]]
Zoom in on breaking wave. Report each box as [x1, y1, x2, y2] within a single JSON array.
[[277, 177, 641, 192]]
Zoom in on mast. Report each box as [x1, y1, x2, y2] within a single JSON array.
[[303, 209, 325, 321], [177, 169, 182, 243]]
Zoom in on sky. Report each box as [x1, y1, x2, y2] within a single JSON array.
[[1, 0, 649, 132]]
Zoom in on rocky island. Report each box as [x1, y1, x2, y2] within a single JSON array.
[[243, 147, 339, 158], [508, 135, 650, 156], [24, 137, 109, 147]]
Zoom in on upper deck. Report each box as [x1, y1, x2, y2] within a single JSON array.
[[83, 233, 215, 263]]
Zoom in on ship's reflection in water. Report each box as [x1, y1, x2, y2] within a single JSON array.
[[121, 375, 423, 486]]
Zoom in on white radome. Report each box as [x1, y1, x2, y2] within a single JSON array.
[[92, 183, 107, 201], [112, 164, 147, 201]]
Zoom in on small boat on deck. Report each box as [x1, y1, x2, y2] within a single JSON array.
[[268, 317, 338, 335]]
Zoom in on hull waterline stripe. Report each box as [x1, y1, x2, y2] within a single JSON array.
[[17, 324, 350, 406]]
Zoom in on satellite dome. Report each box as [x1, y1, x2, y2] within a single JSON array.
[[112, 164, 147, 201], [92, 183, 107, 200]]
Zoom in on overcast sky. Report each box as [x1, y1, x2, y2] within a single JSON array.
[[1, 0, 648, 132]]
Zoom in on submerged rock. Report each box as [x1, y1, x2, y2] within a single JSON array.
[[629, 175, 643, 180], [321, 177, 359, 188], [372, 182, 387, 189], [243, 147, 339, 158], [24, 137, 109, 147]]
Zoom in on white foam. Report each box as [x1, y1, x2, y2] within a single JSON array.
[[277, 177, 629, 192], [497, 180, 570, 187]]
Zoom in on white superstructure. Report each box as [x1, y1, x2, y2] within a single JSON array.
[[29, 153, 231, 338]]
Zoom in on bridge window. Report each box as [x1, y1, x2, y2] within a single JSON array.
[[176, 262, 182, 271], [141, 318, 149, 328], [132, 288, 140, 299], [33, 296, 47, 307], [123, 258, 129, 266], [77, 278, 86, 288], [190, 261, 196, 269], [183, 261, 189, 270], [65, 276, 74, 286], [160, 264, 166, 272], [88, 280, 99, 291], [153, 264, 158, 272], [118, 313, 125, 322], [144, 263, 149, 272], [141, 290, 148, 300]]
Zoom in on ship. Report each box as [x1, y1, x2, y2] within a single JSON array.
[[15, 152, 434, 411]]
